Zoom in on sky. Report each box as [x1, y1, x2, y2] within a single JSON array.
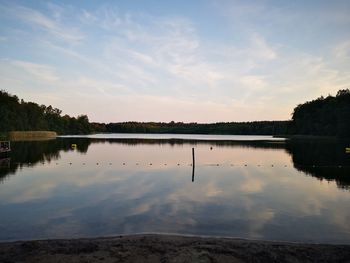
[[0, 0, 350, 123]]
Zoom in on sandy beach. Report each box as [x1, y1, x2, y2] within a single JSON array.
[[1, 234, 350, 263]]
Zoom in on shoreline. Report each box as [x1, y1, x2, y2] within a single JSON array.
[[6, 131, 57, 141], [1, 234, 350, 263]]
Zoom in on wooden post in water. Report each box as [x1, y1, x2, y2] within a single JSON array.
[[192, 148, 195, 182]]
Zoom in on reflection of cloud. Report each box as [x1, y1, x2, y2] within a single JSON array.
[[206, 182, 223, 197], [240, 178, 264, 193], [1, 143, 350, 242], [247, 209, 275, 238], [10, 182, 56, 203], [131, 203, 152, 215], [238, 167, 266, 194]]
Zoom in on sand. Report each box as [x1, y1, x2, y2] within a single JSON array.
[[1, 234, 350, 263]]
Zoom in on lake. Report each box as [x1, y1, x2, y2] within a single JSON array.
[[1, 134, 350, 244]]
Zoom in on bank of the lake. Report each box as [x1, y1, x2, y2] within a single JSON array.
[[274, 134, 339, 140], [1, 234, 350, 263], [7, 131, 57, 140]]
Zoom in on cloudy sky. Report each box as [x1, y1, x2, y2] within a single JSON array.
[[0, 0, 349, 123]]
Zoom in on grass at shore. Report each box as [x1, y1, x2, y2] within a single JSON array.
[[8, 131, 57, 140]]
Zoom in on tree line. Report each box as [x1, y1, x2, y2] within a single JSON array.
[[291, 89, 350, 137], [102, 121, 290, 135], [1, 89, 349, 137], [0, 90, 93, 134], [101, 89, 350, 137]]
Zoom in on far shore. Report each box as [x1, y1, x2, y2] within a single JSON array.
[[1, 234, 350, 263], [3, 131, 349, 142], [273, 134, 340, 140]]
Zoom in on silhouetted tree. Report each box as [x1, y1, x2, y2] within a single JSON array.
[[0, 90, 96, 135], [291, 89, 350, 137]]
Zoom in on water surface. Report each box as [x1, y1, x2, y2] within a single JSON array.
[[60, 133, 285, 141], [1, 135, 350, 243]]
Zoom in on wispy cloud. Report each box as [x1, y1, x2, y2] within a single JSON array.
[[8, 59, 59, 82], [2, 3, 84, 43], [334, 40, 350, 59], [0, 1, 349, 122]]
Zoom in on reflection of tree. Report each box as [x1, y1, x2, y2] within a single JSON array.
[[88, 138, 287, 149], [0, 138, 285, 182], [77, 138, 350, 190], [0, 138, 91, 183], [2, 137, 350, 190], [286, 139, 350, 189]]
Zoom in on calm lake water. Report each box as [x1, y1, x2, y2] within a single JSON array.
[[1, 134, 350, 244]]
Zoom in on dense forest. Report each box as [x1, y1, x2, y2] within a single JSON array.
[[291, 89, 350, 137], [1, 89, 349, 137], [0, 90, 93, 134], [103, 121, 290, 135]]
